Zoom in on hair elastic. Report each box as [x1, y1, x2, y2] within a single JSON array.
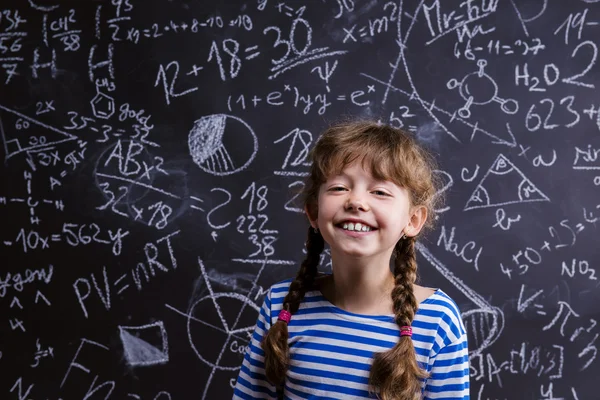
[[400, 326, 412, 337], [278, 310, 292, 324]]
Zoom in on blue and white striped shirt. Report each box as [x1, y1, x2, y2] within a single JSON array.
[[234, 279, 470, 399]]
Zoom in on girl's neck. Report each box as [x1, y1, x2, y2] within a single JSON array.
[[319, 263, 396, 315]]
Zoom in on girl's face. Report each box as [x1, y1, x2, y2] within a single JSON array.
[[307, 162, 427, 264]]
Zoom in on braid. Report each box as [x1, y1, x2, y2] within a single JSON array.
[[369, 237, 428, 400], [391, 237, 419, 325], [262, 226, 324, 387]]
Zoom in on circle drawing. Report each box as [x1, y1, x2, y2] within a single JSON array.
[[186, 291, 259, 371], [188, 114, 258, 176]]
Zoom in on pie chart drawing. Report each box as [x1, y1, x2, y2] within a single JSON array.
[[186, 291, 259, 370], [188, 114, 258, 176]]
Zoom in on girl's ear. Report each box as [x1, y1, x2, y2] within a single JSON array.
[[404, 205, 428, 238], [304, 204, 318, 229]]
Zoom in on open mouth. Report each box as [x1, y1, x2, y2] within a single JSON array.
[[336, 222, 376, 232]]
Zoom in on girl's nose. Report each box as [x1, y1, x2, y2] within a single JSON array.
[[345, 196, 369, 211]]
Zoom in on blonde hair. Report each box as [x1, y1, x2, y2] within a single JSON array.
[[262, 120, 443, 399]]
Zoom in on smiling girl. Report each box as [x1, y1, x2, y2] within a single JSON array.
[[233, 120, 469, 399]]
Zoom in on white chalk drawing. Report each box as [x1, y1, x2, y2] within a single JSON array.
[[509, 0, 549, 36], [0, 104, 78, 162], [10, 297, 23, 309], [90, 90, 115, 119], [362, 72, 518, 147], [3, 170, 64, 224], [262, 14, 348, 80], [166, 257, 266, 399], [28, 0, 59, 11], [417, 243, 504, 357], [188, 114, 258, 176], [446, 59, 519, 119], [573, 144, 600, 170], [34, 290, 51, 306], [519, 0, 548, 22], [118, 321, 169, 366], [362, 1, 519, 148], [92, 140, 188, 229], [464, 154, 550, 211]]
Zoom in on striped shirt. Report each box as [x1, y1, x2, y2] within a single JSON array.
[[234, 279, 470, 399]]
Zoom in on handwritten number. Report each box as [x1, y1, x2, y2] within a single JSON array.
[[154, 61, 198, 105], [263, 26, 291, 65], [562, 40, 597, 88]]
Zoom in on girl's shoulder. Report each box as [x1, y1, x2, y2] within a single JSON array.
[[267, 277, 294, 294], [264, 276, 329, 313], [417, 288, 463, 320], [415, 288, 467, 341]]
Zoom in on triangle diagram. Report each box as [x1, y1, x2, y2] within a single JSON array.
[[119, 323, 169, 366], [0, 104, 77, 161], [464, 154, 550, 211]]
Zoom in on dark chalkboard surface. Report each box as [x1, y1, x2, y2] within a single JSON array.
[[1, 1, 599, 399]]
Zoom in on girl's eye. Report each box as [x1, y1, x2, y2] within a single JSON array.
[[373, 190, 389, 196]]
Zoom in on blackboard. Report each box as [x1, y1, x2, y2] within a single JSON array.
[[1, 1, 599, 399]]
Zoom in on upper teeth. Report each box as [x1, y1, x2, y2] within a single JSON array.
[[342, 222, 372, 232]]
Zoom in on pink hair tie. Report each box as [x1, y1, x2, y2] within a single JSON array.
[[278, 310, 291, 324], [400, 326, 412, 337]]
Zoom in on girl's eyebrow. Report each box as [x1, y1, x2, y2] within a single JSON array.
[[330, 173, 396, 187]]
